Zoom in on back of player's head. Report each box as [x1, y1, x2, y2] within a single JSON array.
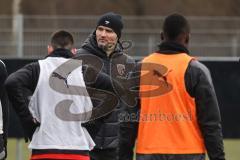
[[163, 13, 190, 41], [51, 30, 74, 50]]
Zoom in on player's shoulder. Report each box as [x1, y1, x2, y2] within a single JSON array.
[[188, 59, 212, 82], [0, 60, 6, 71], [0, 60, 5, 68], [189, 60, 210, 75]]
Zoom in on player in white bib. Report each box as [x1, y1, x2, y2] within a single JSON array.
[[6, 30, 118, 160]]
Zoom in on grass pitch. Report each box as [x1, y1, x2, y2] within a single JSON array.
[[6, 138, 240, 160]]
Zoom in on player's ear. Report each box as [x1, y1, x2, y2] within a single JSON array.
[[47, 45, 53, 55], [71, 48, 77, 55], [160, 32, 164, 41]]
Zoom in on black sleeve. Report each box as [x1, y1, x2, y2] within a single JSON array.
[[5, 62, 40, 141], [185, 60, 225, 160], [74, 51, 115, 92], [84, 66, 115, 92], [0, 60, 9, 158], [81, 65, 117, 139], [119, 61, 140, 160]]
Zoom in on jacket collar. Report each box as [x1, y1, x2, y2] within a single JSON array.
[[46, 48, 74, 58], [157, 41, 190, 54]]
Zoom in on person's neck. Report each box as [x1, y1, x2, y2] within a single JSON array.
[[98, 42, 117, 57], [105, 49, 114, 57], [102, 45, 115, 57]]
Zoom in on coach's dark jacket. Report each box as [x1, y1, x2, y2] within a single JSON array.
[[119, 42, 225, 160], [76, 32, 137, 150]]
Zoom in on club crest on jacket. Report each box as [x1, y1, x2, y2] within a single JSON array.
[[117, 64, 126, 76]]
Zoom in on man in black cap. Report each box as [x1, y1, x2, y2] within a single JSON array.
[[93, 12, 123, 56], [76, 12, 138, 160]]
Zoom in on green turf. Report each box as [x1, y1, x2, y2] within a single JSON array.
[[223, 139, 240, 160], [203, 139, 240, 160], [7, 138, 30, 160], [6, 138, 240, 160]]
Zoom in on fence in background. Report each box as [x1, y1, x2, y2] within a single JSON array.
[[3, 58, 240, 139], [0, 15, 240, 58]]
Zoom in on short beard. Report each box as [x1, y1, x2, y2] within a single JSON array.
[[98, 43, 115, 54]]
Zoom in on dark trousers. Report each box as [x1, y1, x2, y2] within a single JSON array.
[[136, 154, 205, 160], [90, 148, 117, 160]]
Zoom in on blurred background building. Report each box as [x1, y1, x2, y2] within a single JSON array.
[[1, 0, 240, 58]]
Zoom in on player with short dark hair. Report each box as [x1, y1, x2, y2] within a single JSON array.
[[5, 30, 118, 160], [120, 13, 225, 160], [51, 31, 74, 49]]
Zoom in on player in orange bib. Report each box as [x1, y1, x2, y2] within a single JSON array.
[[119, 13, 225, 160]]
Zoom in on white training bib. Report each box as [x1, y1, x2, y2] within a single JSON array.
[[28, 57, 95, 150], [0, 100, 3, 134]]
